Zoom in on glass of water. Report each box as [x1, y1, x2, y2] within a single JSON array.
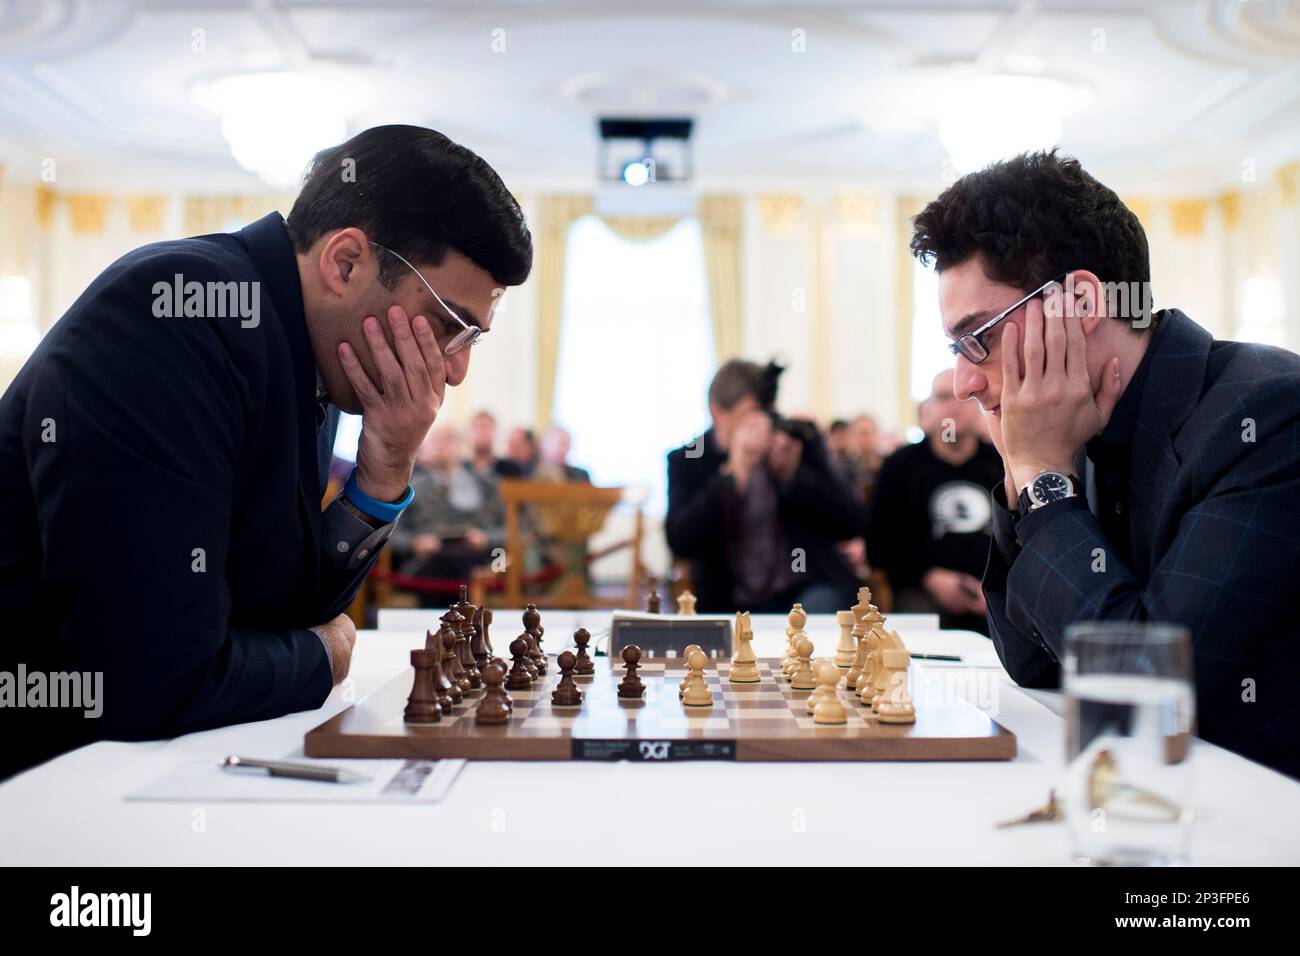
[[1063, 622, 1196, 866]]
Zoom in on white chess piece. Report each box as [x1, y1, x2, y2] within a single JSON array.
[[676, 590, 697, 615], [789, 636, 816, 690], [678, 644, 703, 697], [833, 610, 856, 668], [813, 660, 848, 725], [806, 659, 840, 714], [682, 648, 713, 707], [729, 611, 761, 683], [876, 647, 916, 724]]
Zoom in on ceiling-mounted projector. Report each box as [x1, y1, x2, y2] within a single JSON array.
[[598, 117, 694, 186]]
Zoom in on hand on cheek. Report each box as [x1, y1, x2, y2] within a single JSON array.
[[338, 306, 447, 502], [998, 302, 1122, 494]]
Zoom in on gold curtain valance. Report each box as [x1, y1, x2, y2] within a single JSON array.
[[759, 194, 804, 237], [1217, 191, 1240, 231], [67, 194, 110, 234], [599, 215, 681, 242], [1276, 161, 1297, 207], [835, 192, 881, 239], [33, 187, 56, 229], [1169, 199, 1207, 237], [125, 195, 168, 233]]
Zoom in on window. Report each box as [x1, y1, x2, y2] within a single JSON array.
[[552, 215, 715, 514], [910, 258, 954, 404]]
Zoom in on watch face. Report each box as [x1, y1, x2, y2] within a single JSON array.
[[1032, 472, 1072, 504]]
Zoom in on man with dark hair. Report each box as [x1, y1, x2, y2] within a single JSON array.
[[911, 150, 1300, 777], [666, 359, 860, 614], [0, 125, 532, 776]]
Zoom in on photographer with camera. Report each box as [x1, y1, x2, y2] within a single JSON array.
[[666, 359, 861, 613]]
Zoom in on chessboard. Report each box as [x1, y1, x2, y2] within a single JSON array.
[[305, 655, 1016, 762]]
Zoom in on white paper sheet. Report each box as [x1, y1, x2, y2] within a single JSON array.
[[126, 755, 466, 804]]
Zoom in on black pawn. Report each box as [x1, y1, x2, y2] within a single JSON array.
[[573, 628, 595, 676], [618, 644, 646, 699], [489, 657, 513, 712], [505, 636, 534, 690], [551, 650, 583, 707], [475, 663, 510, 725], [645, 577, 661, 613]]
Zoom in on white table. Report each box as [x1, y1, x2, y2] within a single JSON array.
[[1, 614, 1297, 865]]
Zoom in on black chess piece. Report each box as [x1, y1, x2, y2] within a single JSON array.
[[439, 624, 464, 704], [405, 648, 443, 722], [617, 644, 646, 700], [550, 650, 583, 707], [505, 636, 534, 690], [489, 657, 513, 712], [645, 577, 661, 613], [475, 663, 510, 725], [470, 606, 491, 670], [523, 604, 548, 675], [441, 609, 472, 694], [481, 608, 495, 657], [454, 607, 482, 690], [573, 628, 595, 676], [425, 628, 455, 712]]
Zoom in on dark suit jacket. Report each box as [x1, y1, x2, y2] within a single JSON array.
[[984, 310, 1300, 778], [665, 427, 860, 613], [0, 213, 375, 776]]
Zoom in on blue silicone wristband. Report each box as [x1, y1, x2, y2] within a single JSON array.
[[344, 469, 414, 523]]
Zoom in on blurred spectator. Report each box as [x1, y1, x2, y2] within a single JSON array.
[[535, 425, 591, 483], [840, 413, 885, 508], [390, 424, 505, 606], [468, 410, 524, 479], [866, 370, 1001, 633], [666, 359, 860, 614], [827, 419, 850, 461], [505, 426, 538, 476]]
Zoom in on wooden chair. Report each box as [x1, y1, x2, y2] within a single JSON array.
[[497, 479, 643, 609]]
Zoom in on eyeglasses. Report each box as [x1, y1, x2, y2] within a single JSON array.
[[947, 273, 1067, 365], [368, 241, 485, 354]]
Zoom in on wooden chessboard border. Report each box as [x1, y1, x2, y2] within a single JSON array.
[[305, 656, 1016, 763]]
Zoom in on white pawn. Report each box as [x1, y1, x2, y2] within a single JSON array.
[[682, 648, 714, 707], [813, 661, 848, 725], [789, 636, 816, 690], [678, 643, 703, 698], [806, 659, 840, 714], [782, 603, 807, 674]]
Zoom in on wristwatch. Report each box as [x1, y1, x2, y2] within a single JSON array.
[[1018, 471, 1082, 513]]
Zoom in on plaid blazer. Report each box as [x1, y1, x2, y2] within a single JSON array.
[[984, 310, 1300, 779]]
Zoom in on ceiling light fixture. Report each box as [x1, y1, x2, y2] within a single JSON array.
[[935, 73, 1088, 173], [193, 71, 349, 189]]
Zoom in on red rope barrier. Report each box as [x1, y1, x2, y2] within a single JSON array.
[[368, 564, 565, 595]]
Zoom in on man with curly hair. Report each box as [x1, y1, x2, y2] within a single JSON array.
[[911, 151, 1300, 778]]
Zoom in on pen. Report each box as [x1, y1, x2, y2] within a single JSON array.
[[221, 755, 372, 783], [909, 653, 963, 662]]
